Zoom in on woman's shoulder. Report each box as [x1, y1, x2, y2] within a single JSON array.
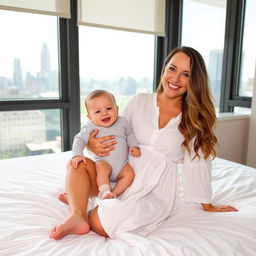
[[132, 92, 155, 103]]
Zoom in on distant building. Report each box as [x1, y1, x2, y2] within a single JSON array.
[[0, 76, 8, 90], [208, 49, 223, 107], [26, 136, 61, 156], [0, 110, 46, 156], [13, 58, 23, 90], [41, 43, 51, 74], [38, 43, 51, 91]]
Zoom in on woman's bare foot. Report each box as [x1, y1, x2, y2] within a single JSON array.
[[49, 213, 90, 240], [58, 192, 68, 204]]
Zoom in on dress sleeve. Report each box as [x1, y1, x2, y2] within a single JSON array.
[[182, 140, 212, 204], [120, 94, 138, 124], [122, 118, 139, 148]]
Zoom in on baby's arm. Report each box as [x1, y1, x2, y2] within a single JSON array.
[[72, 122, 92, 161], [129, 146, 141, 157]]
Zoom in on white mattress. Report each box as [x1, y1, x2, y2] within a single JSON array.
[[0, 151, 255, 256]]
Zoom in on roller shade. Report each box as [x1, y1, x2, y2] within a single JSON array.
[[0, 0, 70, 18], [78, 0, 166, 36]]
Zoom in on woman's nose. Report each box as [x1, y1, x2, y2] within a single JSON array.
[[172, 72, 180, 81]]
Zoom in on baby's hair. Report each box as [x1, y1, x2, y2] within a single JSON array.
[[85, 90, 116, 112]]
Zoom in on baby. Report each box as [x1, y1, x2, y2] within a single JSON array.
[[71, 90, 141, 199]]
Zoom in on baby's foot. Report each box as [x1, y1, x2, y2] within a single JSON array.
[[49, 214, 90, 240], [102, 191, 116, 199], [58, 192, 68, 204]]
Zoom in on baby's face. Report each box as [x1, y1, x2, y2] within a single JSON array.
[[87, 94, 118, 127]]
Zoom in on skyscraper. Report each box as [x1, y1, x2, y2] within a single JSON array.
[[41, 43, 51, 74], [13, 58, 23, 90], [39, 43, 51, 91], [208, 49, 223, 108]]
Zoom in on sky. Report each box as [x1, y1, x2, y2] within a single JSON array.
[[0, 0, 255, 81], [0, 9, 154, 80], [0, 10, 58, 78]]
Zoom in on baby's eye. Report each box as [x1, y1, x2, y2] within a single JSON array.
[[95, 110, 101, 114], [107, 107, 113, 110]]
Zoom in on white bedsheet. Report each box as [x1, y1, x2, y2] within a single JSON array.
[[0, 151, 255, 256]]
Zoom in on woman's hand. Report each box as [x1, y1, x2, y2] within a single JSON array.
[[201, 203, 238, 212], [87, 129, 116, 157]]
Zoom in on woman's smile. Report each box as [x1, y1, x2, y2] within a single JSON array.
[[168, 82, 181, 90]]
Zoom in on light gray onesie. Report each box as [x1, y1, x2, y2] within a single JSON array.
[[72, 116, 139, 181]]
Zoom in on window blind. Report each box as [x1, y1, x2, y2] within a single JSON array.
[[0, 0, 70, 18], [77, 0, 166, 36]]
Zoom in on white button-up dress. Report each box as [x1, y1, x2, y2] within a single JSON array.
[[97, 93, 212, 238]]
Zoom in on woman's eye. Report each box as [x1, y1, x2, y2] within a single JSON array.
[[168, 66, 176, 71], [182, 73, 190, 78]]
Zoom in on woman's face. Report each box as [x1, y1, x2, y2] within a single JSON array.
[[161, 52, 191, 99]]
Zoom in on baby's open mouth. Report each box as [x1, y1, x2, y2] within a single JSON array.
[[102, 117, 111, 122]]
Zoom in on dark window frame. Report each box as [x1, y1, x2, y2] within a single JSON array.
[[0, 0, 253, 154], [220, 0, 251, 112], [154, 0, 252, 112], [0, 0, 80, 152]]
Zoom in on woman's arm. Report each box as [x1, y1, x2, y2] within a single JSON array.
[[201, 203, 238, 212], [182, 141, 238, 212]]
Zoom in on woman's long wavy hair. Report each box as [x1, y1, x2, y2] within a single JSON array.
[[157, 46, 217, 159]]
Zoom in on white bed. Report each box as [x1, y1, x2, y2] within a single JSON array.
[[0, 151, 255, 256]]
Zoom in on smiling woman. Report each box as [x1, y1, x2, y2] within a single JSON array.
[[157, 47, 217, 160], [160, 52, 190, 98], [49, 46, 237, 242]]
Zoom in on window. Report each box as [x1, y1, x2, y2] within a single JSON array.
[[0, 10, 59, 100], [181, 0, 227, 111], [0, 0, 254, 160], [0, 109, 61, 159], [239, 0, 256, 98], [0, 9, 63, 159], [78, 26, 155, 126]]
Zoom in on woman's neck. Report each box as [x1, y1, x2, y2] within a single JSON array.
[[157, 93, 183, 112], [156, 93, 182, 129]]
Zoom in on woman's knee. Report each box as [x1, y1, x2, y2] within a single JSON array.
[[88, 207, 108, 237], [66, 158, 98, 196]]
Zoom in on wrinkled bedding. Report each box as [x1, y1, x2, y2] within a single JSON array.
[[0, 152, 255, 256]]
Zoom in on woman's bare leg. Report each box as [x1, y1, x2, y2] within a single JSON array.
[[49, 158, 107, 239]]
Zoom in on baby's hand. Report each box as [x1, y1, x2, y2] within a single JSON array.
[[70, 155, 87, 168], [129, 147, 141, 157]]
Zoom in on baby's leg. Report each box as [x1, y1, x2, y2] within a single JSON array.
[[112, 163, 135, 197], [96, 161, 115, 199]]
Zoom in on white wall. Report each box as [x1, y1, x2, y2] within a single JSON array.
[[215, 114, 250, 165], [215, 64, 256, 167]]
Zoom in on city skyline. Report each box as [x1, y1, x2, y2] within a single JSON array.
[[1, 42, 253, 104]]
